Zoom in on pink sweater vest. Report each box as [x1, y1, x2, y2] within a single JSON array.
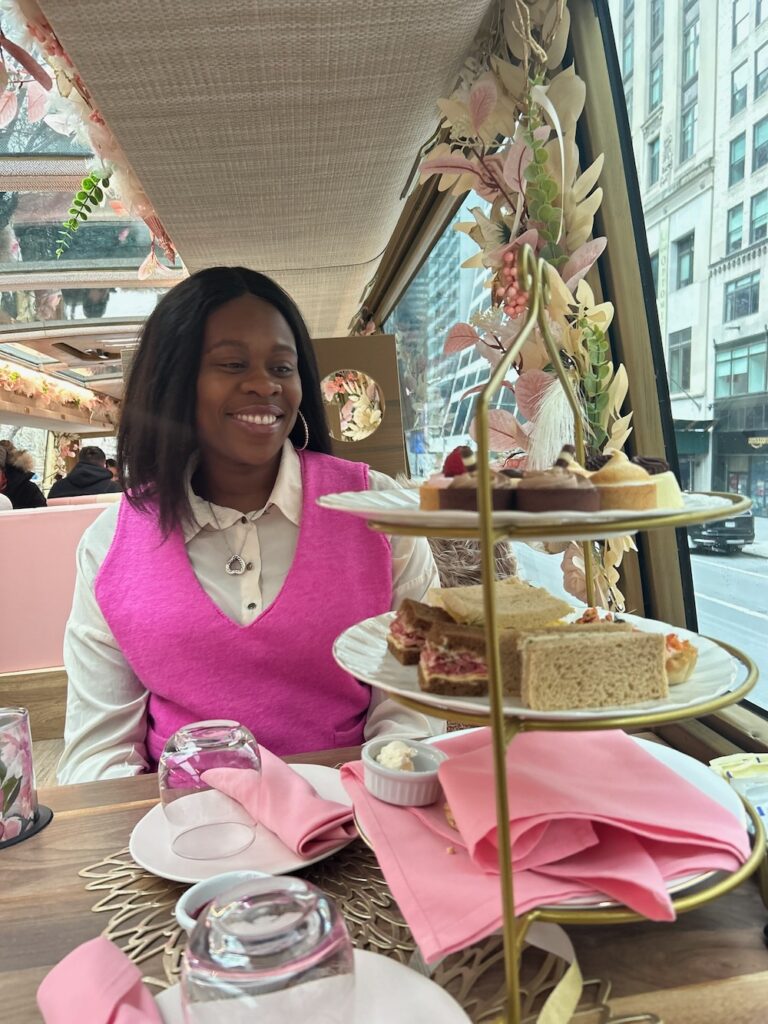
[[95, 451, 392, 762]]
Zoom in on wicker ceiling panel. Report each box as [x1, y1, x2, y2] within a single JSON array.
[[38, 0, 491, 334]]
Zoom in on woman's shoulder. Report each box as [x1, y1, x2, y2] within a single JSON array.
[[76, 500, 123, 581]]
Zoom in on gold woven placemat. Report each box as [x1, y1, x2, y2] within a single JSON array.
[[79, 841, 660, 1024]]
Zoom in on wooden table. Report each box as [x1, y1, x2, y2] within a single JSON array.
[[2, 748, 768, 1024]]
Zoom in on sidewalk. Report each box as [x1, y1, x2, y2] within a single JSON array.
[[744, 514, 768, 559]]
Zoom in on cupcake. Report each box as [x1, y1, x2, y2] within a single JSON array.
[[631, 457, 684, 510], [590, 450, 656, 510]]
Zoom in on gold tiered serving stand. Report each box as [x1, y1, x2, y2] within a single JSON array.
[[355, 245, 765, 1024]]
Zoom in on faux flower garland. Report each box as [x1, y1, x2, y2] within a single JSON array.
[[0, 0, 176, 268], [0, 359, 118, 423], [413, 0, 634, 608]]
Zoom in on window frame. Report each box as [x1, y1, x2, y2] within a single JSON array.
[[732, 61, 748, 115], [724, 271, 761, 321], [668, 327, 692, 393], [729, 132, 747, 185], [756, 43, 768, 99], [755, 115, 768, 172], [750, 189, 768, 243], [727, 203, 744, 253], [674, 232, 695, 289], [732, 0, 750, 48]]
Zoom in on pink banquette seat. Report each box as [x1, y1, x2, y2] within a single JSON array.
[[46, 493, 121, 507], [0, 503, 114, 673]]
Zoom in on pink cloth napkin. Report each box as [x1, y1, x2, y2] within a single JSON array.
[[341, 729, 749, 962], [37, 937, 161, 1024], [202, 747, 355, 858]]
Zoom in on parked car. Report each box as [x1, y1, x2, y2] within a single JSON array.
[[688, 508, 755, 554]]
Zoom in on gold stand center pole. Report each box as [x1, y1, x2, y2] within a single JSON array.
[[476, 246, 546, 1023]]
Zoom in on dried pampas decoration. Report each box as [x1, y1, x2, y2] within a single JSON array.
[[523, 373, 585, 470], [395, 474, 517, 587]]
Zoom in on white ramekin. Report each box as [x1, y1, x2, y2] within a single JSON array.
[[174, 870, 270, 933], [361, 737, 448, 807]]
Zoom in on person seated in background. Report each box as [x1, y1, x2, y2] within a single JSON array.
[[48, 446, 122, 499], [0, 440, 46, 509], [106, 458, 119, 482], [59, 266, 443, 783]]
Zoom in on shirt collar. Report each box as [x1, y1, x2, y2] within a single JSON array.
[[183, 442, 302, 543]]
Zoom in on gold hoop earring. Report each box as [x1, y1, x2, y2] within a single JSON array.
[[296, 410, 309, 451]]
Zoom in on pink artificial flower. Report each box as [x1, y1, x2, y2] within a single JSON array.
[[0, 816, 22, 841]]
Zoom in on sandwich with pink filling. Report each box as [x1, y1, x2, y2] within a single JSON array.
[[387, 599, 454, 666]]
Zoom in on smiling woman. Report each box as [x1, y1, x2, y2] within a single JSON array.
[[57, 268, 444, 783]]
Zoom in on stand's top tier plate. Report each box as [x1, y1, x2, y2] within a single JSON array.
[[317, 489, 749, 541]]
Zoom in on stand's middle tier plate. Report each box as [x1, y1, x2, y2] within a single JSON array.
[[334, 612, 739, 722]]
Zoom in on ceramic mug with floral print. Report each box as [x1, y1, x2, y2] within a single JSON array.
[[0, 707, 38, 848]]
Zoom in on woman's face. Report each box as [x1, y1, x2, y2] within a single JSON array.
[[196, 294, 302, 469]]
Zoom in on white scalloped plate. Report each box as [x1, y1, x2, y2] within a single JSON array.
[[317, 489, 734, 540], [155, 949, 471, 1023], [333, 611, 739, 722]]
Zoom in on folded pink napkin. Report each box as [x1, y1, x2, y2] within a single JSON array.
[[341, 730, 749, 962], [202, 747, 355, 858], [37, 937, 161, 1024]]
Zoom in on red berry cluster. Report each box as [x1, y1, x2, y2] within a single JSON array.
[[494, 250, 528, 317]]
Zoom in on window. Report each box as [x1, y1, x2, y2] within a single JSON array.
[[675, 233, 694, 288], [729, 132, 746, 184], [727, 204, 743, 253], [716, 340, 768, 396], [754, 115, 768, 171], [757, 44, 768, 99], [682, 8, 699, 85], [724, 271, 760, 320], [622, 0, 635, 80], [751, 190, 768, 242], [649, 57, 663, 111], [732, 62, 748, 115], [732, 0, 749, 47], [668, 328, 692, 392], [648, 136, 660, 185], [650, 251, 659, 292], [650, 0, 663, 43], [384, 194, 492, 473], [680, 103, 697, 162], [624, 85, 633, 119], [759, 0, 767, 25]]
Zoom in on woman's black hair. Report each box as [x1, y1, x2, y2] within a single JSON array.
[[118, 266, 331, 532]]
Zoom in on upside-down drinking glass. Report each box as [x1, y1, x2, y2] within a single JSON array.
[[181, 876, 355, 1024], [159, 720, 261, 860]]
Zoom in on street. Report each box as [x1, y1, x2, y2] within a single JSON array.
[[690, 518, 768, 709]]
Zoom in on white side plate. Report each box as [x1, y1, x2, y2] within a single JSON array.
[[129, 764, 352, 883]]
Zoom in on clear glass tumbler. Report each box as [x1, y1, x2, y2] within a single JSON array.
[[159, 720, 261, 860], [181, 876, 355, 1024], [0, 707, 38, 848]]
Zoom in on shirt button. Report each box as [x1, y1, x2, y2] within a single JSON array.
[[247, 602, 257, 611], [246, 562, 254, 571], [240, 516, 247, 524]]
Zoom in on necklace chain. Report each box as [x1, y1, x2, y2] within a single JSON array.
[[208, 502, 249, 576]]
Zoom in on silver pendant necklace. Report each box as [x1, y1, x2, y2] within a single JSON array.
[[208, 502, 249, 575]]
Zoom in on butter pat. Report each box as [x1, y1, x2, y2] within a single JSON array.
[[376, 740, 417, 772]]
